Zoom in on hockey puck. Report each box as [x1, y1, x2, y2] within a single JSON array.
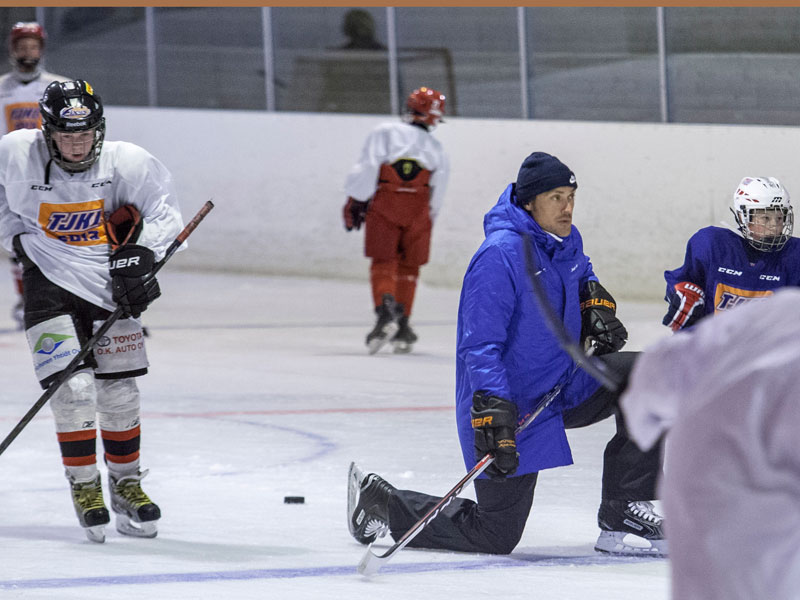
[[284, 496, 305, 504]]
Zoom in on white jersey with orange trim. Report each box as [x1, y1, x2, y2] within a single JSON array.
[[0, 69, 69, 137], [0, 128, 183, 311], [344, 121, 448, 219]]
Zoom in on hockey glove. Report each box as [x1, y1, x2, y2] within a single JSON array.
[[109, 244, 161, 318], [105, 205, 143, 251], [343, 197, 369, 231], [471, 392, 519, 480], [662, 281, 705, 332], [580, 280, 628, 355]]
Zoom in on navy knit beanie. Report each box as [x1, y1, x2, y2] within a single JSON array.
[[514, 152, 577, 205]]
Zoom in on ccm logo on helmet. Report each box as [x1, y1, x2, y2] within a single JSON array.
[[110, 256, 140, 269]]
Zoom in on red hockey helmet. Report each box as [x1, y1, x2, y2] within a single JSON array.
[[9, 22, 46, 49], [405, 87, 446, 128]]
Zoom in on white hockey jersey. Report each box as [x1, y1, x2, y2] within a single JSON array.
[[621, 287, 800, 600], [344, 121, 449, 219], [0, 128, 183, 311], [0, 69, 69, 137]]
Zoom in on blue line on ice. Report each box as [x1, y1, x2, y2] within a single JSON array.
[[0, 553, 651, 589]]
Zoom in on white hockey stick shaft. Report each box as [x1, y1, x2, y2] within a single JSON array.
[[357, 363, 583, 577]]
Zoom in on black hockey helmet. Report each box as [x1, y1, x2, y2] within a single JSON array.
[[39, 80, 106, 173]]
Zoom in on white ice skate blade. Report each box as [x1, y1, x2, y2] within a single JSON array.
[[392, 340, 413, 354], [84, 524, 106, 543], [347, 462, 364, 538], [594, 530, 668, 557], [367, 322, 399, 355], [115, 514, 158, 538]]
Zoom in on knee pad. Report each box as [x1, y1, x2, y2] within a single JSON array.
[[50, 370, 98, 431], [97, 378, 141, 431]]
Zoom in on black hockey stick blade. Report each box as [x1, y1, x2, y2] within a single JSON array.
[[521, 234, 621, 392], [0, 200, 215, 458]]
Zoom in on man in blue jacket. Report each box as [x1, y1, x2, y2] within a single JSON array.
[[348, 152, 666, 557]]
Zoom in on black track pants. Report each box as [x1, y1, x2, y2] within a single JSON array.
[[386, 351, 661, 554]]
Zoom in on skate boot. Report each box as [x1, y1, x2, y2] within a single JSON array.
[[347, 462, 396, 544], [595, 499, 668, 557], [391, 316, 418, 354], [109, 469, 161, 538], [366, 294, 401, 355], [68, 472, 110, 543]]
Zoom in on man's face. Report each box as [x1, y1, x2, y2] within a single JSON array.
[[11, 37, 42, 72], [749, 208, 786, 241], [52, 130, 95, 163], [524, 186, 576, 237]]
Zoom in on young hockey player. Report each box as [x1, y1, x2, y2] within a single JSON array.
[[623, 287, 800, 599], [0, 22, 69, 329], [0, 80, 183, 542], [348, 152, 666, 557], [342, 86, 449, 354], [663, 176, 800, 331]]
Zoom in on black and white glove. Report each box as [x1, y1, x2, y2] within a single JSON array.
[[579, 280, 627, 355], [471, 392, 519, 480], [109, 245, 161, 318], [343, 197, 369, 231]]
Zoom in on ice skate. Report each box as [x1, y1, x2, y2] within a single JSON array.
[[68, 472, 110, 543], [595, 500, 668, 557], [391, 316, 418, 354], [109, 469, 161, 538], [366, 294, 401, 355], [347, 462, 395, 544]]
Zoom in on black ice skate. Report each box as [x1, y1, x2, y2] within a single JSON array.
[[391, 316, 418, 354], [109, 469, 161, 538], [595, 500, 668, 557], [68, 472, 110, 543], [366, 294, 401, 355], [347, 462, 396, 544]]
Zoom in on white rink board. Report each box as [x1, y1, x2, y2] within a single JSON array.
[[99, 106, 800, 300]]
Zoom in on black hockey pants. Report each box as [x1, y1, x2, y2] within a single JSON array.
[[387, 351, 661, 554]]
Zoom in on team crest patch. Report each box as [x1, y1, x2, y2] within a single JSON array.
[[60, 105, 91, 119], [38, 200, 107, 246]]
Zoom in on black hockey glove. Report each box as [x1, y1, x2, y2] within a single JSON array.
[[579, 280, 628, 355], [343, 197, 369, 231], [471, 392, 519, 480], [105, 205, 143, 251], [109, 244, 161, 318]]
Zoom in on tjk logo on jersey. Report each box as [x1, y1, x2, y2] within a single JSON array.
[[38, 200, 107, 246]]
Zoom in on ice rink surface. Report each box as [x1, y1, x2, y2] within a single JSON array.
[[0, 267, 672, 599]]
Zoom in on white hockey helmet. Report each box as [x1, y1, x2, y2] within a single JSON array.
[[730, 176, 793, 252]]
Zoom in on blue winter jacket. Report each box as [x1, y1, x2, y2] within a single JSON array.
[[455, 183, 602, 477]]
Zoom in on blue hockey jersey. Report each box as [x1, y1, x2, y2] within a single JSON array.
[[665, 226, 800, 319]]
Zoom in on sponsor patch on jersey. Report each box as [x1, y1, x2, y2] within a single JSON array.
[[714, 284, 773, 312], [4, 101, 41, 132], [38, 200, 107, 246]]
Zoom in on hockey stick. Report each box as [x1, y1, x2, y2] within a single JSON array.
[[521, 235, 621, 392], [357, 361, 582, 577], [0, 200, 215, 458]]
